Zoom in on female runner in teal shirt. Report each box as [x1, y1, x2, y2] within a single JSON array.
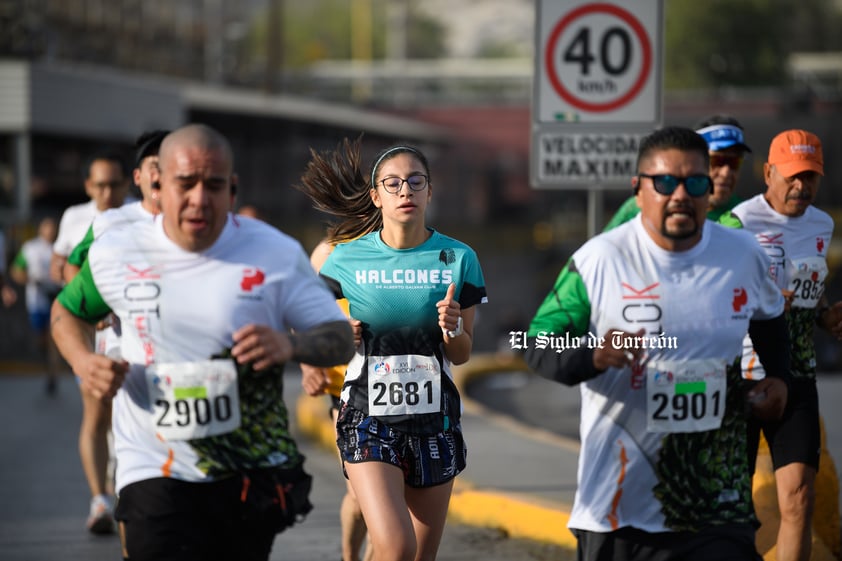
[[297, 139, 487, 561]]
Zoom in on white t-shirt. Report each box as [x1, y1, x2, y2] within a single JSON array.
[[732, 194, 834, 380], [92, 201, 153, 238], [53, 200, 99, 257], [59, 214, 347, 491], [54, 197, 139, 258], [529, 216, 785, 533], [15, 236, 61, 313]]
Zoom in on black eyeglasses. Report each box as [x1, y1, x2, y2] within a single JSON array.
[[637, 174, 712, 197], [379, 174, 428, 194]]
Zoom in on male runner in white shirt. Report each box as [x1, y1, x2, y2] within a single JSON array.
[[526, 126, 791, 561], [51, 124, 354, 560]]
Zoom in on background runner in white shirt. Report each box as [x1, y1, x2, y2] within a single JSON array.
[[730, 129, 842, 561], [10, 217, 62, 394], [49, 150, 131, 534], [50, 153, 130, 285], [62, 132, 168, 534]]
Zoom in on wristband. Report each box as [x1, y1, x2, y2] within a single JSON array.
[[445, 317, 463, 339]]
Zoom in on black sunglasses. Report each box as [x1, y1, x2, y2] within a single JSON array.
[[637, 174, 712, 197]]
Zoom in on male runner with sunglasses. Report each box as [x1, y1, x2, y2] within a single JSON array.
[[728, 129, 842, 561], [526, 126, 791, 560], [603, 115, 751, 231]]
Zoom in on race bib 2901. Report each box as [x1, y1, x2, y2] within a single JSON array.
[[646, 358, 727, 433]]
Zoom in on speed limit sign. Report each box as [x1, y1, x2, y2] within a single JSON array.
[[535, 0, 662, 124], [531, 0, 663, 188]]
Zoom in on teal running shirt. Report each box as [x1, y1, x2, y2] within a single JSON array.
[[320, 229, 487, 432]]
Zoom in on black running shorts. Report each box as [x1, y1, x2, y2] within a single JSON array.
[[115, 476, 278, 561]]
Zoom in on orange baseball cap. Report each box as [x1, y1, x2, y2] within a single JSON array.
[[767, 129, 824, 177]]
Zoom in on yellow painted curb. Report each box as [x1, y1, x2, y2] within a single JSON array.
[[295, 392, 336, 450], [450, 352, 530, 396], [447, 487, 577, 548], [753, 418, 841, 561]]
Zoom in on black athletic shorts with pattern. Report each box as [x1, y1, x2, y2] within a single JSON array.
[[335, 402, 467, 488]]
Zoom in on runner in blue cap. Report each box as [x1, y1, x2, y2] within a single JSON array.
[[604, 115, 752, 230]]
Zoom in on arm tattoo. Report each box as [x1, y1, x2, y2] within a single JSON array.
[[290, 320, 355, 366]]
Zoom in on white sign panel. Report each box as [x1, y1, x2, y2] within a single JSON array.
[[537, 131, 644, 185], [532, 0, 663, 188]]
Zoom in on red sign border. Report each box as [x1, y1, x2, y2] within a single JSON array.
[[544, 3, 652, 113]]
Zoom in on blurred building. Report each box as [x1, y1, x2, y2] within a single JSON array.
[[1, 0, 215, 82], [0, 59, 449, 229], [3, 0, 842, 366]]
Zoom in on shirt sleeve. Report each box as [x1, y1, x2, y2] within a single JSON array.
[[276, 243, 348, 333], [12, 248, 27, 270], [525, 257, 601, 385], [318, 249, 344, 299], [458, 248, 487, 309], [55, 258, 112, 323], [67, 225, 95, 267], [527, 257, 591, 338], [52, 210, 76, 257]]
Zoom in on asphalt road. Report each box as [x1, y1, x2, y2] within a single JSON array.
[[0, 371, 573, 561], [8, 364, 839, 561]]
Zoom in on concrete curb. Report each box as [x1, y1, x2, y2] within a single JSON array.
[[447, 354, 577, 546]]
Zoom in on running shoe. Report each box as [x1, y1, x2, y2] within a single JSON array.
[[86, 494, 115, 534]]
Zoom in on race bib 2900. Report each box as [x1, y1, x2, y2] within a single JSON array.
[[146, 359, 241, 441]]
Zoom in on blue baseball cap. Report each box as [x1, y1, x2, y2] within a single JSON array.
[[695, 124, 752, 153]]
